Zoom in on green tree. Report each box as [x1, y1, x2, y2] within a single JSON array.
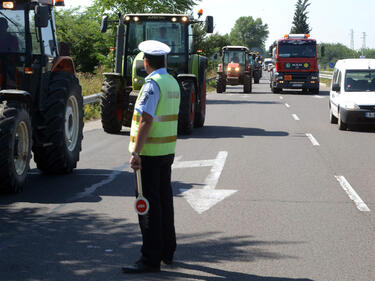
[[203, 33, 231, 58], [55, 7, 112, 73], [229, 16, 269, 51], [318, 43, 356, 67], [290, 0, 311, 34], [93, 0, 198, 15]]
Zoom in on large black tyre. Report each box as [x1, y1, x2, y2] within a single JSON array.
[[254, 71, 260, 84], [243, 74, 252, 93], [123, 91, 138, 127], [0, 103, 32, 193], [216, 74, 226, 93], [33, 71, 83, 174], [178, 80, 195, 135], [194, 58, 207, 128], [100, 78, 124, 133]]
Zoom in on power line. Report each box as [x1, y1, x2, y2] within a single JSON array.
[[350, 29, 354, 50]]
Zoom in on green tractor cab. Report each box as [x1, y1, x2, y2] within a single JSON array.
[[100, 12, 214, 135]]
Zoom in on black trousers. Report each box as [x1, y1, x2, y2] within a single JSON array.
[[137, 154, 176, 266]]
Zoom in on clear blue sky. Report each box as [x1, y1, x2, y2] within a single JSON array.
[[65, 0, 374, 50]]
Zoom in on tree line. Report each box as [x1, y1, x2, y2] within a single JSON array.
[[55, 0, 374, 74]]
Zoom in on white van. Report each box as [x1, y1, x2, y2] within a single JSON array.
[[329, 59, 375, 130]]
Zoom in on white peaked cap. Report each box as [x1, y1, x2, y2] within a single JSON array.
[[138, 40, 171, 56]]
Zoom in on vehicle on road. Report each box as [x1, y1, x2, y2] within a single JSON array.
[[270, 34, 323, 94], [100, 12, 213, 135], [263, 58, 273, 70], [329, 59, 375, 130], [216, 46, 252, 93], [250, 52, 262, 84], [0, 0, 84, 193]]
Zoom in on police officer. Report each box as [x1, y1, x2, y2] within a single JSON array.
[[122, 40, 180, 274]]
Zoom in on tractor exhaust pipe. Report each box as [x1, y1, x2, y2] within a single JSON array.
[[115, 14, 125, 74]]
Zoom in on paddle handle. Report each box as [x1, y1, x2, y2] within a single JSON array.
[[136, 169, 143, 196]]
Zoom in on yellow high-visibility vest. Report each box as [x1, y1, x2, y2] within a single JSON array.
[[129, 73, 180, 156]]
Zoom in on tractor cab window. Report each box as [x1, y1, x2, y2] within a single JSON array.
[[127, 21, 186, 55], [0, 10, 25, 53], [278, 40, 316, 58], [224, 51, 245, 65]]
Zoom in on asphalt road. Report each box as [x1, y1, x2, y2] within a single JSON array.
[[1, 73, 374, 281]]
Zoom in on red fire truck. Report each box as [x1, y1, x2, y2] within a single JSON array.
[[270, 34, 322, 94]]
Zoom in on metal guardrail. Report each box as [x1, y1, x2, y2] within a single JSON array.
[[320, 73, 333, 79]]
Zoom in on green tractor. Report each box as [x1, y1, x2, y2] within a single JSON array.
[[100, 11, 214, 135], [0, 0, 84, 193]]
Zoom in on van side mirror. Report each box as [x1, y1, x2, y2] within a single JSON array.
[[205, 16, 214, 33], [35, 5, 49, 28], [332, 83, 340, 92], [100, 16, 108, 33], [321, 46, 325, 57]]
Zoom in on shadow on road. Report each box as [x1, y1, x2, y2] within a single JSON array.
[[207, 99, 281, 105], [180, 125, 289, 139], [0, 205, 312, 281]]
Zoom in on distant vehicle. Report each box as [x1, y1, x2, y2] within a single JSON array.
[[270, 34, 324, 94], [267, 63, 274, 72], [216, 46, 252, 93], [329, 59, 375, 130], [263, 58, 273, 70]]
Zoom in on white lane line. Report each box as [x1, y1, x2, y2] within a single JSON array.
[[292, 114, 300, 121], [334, 176, 371, 212], [305, 133, 320, 146], [314, 95, 325, 99], [285, 103, 290, 108], [279, 96, 284, 100]]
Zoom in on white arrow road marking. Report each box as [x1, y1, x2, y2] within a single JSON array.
[[334, 176, 370, 212], [174, 151, 237, 214]]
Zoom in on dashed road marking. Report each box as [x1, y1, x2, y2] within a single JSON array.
[[292, 114, 300, 121], [305, 133, 320, 146], [334, 176, 370, 212], [314, 95, 326, 99], [279, 96, 284, 100], [285, 103, 290, 108]]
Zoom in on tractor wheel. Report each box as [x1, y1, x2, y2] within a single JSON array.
[[178, 79, 195, 135], [216, 74, 226, 93], [194, 59, 207, 128], [243, 74, 252, 93], [100, 78, 124, 133], [33, 72, 83, 174], [254, 76, 260, 84], [123, 91, 138, 127], [0, 103, 32, 193]]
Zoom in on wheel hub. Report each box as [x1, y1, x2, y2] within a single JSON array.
[[65, 95, 79, 152], [14, 121, 29, 176]]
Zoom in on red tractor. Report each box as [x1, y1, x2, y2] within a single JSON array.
[[216, 46, 252, 93], [0, 0, 84, 193]]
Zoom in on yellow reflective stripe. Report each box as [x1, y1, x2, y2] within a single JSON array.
[[130, 135, 177, 144], [132, 114, 178, 122]]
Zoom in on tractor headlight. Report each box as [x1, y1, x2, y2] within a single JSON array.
[[227, 66, 232, 71], [3, 1, 14, 9], [235, 67, 240, 72]]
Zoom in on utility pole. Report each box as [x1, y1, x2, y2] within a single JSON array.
[[350, 29, 354, 50], [361, 32, 367, 57]]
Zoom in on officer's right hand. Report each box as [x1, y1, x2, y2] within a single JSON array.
[[130, 154, 142, 170]]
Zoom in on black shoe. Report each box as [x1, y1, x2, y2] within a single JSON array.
[[122, 261, 160, 273]]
